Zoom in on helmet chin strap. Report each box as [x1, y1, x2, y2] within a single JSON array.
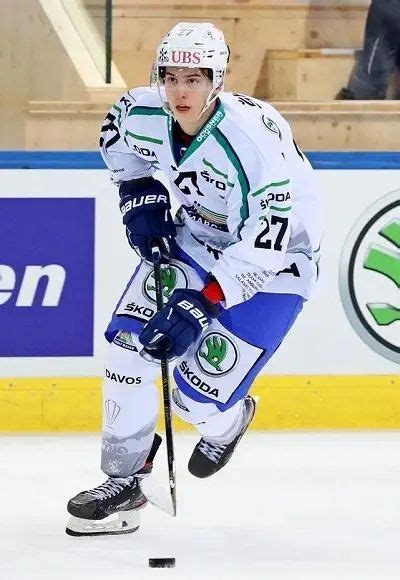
[[197, 86, 222, 120], [156, 83, 173, 117]]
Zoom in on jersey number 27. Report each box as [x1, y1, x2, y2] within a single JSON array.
[[255, 216, 288, 251]]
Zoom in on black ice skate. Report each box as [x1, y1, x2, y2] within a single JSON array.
[[66, 434, 161, 536], [188, 396, 256, 478]]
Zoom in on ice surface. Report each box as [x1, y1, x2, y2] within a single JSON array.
[[1, 432, 400, 580]]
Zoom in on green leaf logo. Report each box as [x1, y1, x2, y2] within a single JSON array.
[[199, 336, 228, 371], [364, 220, 400, 326], [196, 332, 239, 376], [148, 267, 177, 299], [143, 263, 188, 304], [339, 191, 400, 364]]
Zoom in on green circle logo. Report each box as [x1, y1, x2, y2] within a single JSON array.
[[339, 189, 400, 364], [196, 331, 239, 377], [143, 263, 188, 304]]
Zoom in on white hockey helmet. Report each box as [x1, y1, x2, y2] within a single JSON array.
[[155, 22, 229, 90]]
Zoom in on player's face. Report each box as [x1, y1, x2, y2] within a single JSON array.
[[164, 67, 213, 130]]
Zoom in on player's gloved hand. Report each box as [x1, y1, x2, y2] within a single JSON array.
[[139, 289, 219, 362], [119, 177, 177, 262]]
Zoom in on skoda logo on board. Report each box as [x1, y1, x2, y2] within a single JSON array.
[[339, 189, 400, 363]]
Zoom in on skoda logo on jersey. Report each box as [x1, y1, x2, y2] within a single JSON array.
[[143, 263, 189, 304], [196, 331, 239, 377], [261, 115, 282, 141], [339, 189, 400, 363]]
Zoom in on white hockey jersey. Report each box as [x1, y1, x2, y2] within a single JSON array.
[[100, 88, 323, 308]]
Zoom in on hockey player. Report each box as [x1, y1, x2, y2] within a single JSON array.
[[66, 22, 323, 536]]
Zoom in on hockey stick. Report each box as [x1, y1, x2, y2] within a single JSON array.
[[140, 242, 177, 517]]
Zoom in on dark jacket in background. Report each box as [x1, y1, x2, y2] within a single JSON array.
[[338, 0, 400, 99]]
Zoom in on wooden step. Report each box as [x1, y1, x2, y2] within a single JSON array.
[[273, 100, 400, 150], [84, 0, 370, 94], [256, 48, 357, 101], [26, 101, 107, 149], [256, 49, 400, 100], [26, 99, 400, 151], [274, 100, 400, 112], [0, 0, 126, 149]]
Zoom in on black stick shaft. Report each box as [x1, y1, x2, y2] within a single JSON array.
[[151, 245, 176, 516]]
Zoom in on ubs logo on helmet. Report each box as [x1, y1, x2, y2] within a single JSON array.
[[171, 51, 201, 64], [339, 189, 400, 363], [143, 263, 189, 304], [196, 331, 239, 377]]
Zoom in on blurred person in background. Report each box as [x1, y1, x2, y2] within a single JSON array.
[[337, 0, 400, 99]]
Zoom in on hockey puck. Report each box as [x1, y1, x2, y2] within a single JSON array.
[[148, 558, 175, 568]]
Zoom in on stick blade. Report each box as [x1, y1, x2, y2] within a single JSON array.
[[140, 477, 176, 517]]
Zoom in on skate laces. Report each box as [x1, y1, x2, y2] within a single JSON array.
[[198, 439, 227, 464], [87, 476, 136, 500]]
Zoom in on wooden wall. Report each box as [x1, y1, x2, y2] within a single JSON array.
[[83, 0, 370, 97], [0, 0, 125, 149], [0, 0, 90, 148], [2, 1, 400, 150]]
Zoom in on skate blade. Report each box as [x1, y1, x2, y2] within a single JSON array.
[[65, 509, 140, 536], [139, 478, 176, 517]]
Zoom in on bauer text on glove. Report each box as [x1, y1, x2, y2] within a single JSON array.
[[138, 289, 219, 361], [119, 176, 177, 262]]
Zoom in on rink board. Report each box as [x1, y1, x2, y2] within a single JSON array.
[[0, 152, 399, 431], [0, 375, 400, 432]]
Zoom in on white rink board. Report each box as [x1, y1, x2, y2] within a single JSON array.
[[1, 168, 399, 377]]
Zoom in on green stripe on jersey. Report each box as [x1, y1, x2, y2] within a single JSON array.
[[270, 205, 292, 212], [112, 104, 122, 127], [251, 179, 290, 197], [202, 158, 234, 187], [128, 106, 167, 117], [213, 129, 250, 237], [125, 130, 163, 145]]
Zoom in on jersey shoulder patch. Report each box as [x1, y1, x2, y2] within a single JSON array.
[[127, 87, 163, 110], [221, 92, 288, 147], [102, 88, 154, 134], [114, 87, 162, 120]]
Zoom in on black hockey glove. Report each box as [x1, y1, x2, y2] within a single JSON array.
[[139, 289, 219, 362], [119, 177, 177, 262]]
